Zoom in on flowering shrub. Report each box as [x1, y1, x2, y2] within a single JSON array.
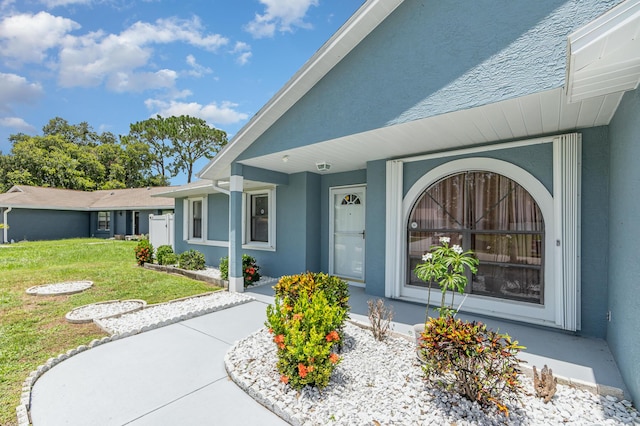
[[414, 236, 478, 317], [134, 239, 153, 266], [219, 254, 261, 287], [177, 249, 205, 270], [419, 316, 524, 416], [266, 288, 346, 390], [156, 245, 177, 265]]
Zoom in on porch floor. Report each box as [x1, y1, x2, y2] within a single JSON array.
[[247, 284, 630, 400]]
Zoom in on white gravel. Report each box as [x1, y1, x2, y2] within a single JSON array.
[[226, 322, 640, 426], [26, 281, 93, 296], [65, 300, 146, 323], [95, 291, 254, 335]]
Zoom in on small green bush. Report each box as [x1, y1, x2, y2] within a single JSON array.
[[134, 239, 153, 266], [219, 254, 261, 287], [178, 249, 206, 270], [274, 272, 349, 314], [266, 289, 345, 390], [419, 316, 524, 416], [156, 245, 177, 265]]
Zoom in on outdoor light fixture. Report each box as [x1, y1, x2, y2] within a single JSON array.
[[316, 162, 331, 172], [282, 155, 289, 163]]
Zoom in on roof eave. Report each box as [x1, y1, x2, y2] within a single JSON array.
[[197, 0, 405, 180]]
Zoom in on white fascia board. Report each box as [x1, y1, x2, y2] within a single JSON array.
[[197, 0, 405, 180]]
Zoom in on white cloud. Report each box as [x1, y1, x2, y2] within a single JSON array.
[[39, 0, 93, 7], [244, 0, 319, 39], [145, 99, 249, 126], [0, 116, 37, 133], [185, 54, 212, 77], [232, 41, 252, 65], [107, 69, 177, 93], [0, 11, 80, 65], [0, 73, 44, 112]]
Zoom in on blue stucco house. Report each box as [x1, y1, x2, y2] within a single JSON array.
[[0, 185, 174, 242], [158, 0, 640, 402]]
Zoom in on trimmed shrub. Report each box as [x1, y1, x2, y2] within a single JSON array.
[[156, 245, 177, 265], [134, 239, 153, 266], [266, 289, 345, 390], [219, 254, 261, 287], [274, 272, 349, 315], [419, 316, 524, 416], [178, 249, 206, 270]]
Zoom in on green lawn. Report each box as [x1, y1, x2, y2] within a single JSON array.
[[0, 239, 218, 426]]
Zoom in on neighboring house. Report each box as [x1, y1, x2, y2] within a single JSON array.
[[0, 185, 174, 242], [158, 0, 640, 402]]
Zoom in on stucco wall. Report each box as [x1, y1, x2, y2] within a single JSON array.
[[5, 209, 89, 241], [237, 0, 620, 161], [607, 87, 640, 404]]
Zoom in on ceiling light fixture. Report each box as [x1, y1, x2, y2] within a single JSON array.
[[316, 162, 331, 172]]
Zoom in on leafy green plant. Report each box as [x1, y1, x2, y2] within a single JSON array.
[[414, 236, 479, 318], [219, 254, 261, 287], [178, 249, 205, 270], [266, 288, 345, 390], [133, 239, 153, 265], [156, 245, 177, 265], [419, 315, 525, 416], [275, 272, 349, 314]]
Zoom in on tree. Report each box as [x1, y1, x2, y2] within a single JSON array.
[[124, 115, 227, 183], [0, 118, 166, 191]]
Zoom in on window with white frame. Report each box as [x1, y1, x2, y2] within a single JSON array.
[[97, 211, 110, 231], [186, 198, 204, 240], [244, 189, 275, 248]]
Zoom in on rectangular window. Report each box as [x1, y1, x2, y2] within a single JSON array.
[[250, 194, 269, 242], [244, 189, 275, 249], [191, 199, 202, 239], [98, 211, 110, 231]]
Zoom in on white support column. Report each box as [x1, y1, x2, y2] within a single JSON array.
[[229, 173, 244, 293], [553, 133, 582, 331], [385, 160, 404, 298]]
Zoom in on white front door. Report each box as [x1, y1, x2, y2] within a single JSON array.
[[330, 186, 366, 281]]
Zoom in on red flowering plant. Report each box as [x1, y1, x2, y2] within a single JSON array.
[[266, 284, 348, 390], [219, 254, 261, 287], [134, 239, 153, 266]]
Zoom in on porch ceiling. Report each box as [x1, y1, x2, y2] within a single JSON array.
[[237, 87, 623, 175]]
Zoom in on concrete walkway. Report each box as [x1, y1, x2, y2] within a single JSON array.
[[29, 286, 630, 425], [30, 298, 288, 426]]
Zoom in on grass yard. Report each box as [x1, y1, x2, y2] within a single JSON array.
[[0, 239, 218, 426]]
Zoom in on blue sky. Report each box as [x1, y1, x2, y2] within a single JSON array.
[[0, 0, 363, 184]]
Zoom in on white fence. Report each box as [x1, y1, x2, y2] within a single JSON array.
[[149, 214, 174, 250]]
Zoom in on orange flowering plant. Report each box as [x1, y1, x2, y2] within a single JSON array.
[[266, 280, 349, 390], [133, 239, 153, 266]]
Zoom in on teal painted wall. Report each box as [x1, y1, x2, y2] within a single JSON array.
[[237, 0, 620, 161], [6, 209, 89, 241], [608, 87, 640, 404], [208, 194, 229, 241], [364, 160, 387, 297]]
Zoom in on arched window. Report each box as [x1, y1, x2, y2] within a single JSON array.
[[407, 171, 545, 304]]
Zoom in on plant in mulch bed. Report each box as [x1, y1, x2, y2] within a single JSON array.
[[266, 287, 346, 390], [156, 245, 177, 265], [219, 254, 261, 287], [419, 315, 525, 417], [134, 239, 153, 265], [177, 249, 206, 270]]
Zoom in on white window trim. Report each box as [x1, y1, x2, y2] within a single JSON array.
[[242, 188, 276, 251], [388, 155, 564, 329], [97, 211, 110, 231], [183, 196, 207, 243]]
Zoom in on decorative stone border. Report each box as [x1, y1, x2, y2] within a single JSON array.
[[16, 291, 254, 426], [65, 299, 147, 324], [26, 281, 93, 296], [143, 263, 229, 288]]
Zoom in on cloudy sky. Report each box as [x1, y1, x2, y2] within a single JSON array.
[[0, 0, 363, 183]]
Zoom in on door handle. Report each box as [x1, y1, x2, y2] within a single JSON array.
[[361, 230, 365, 239]]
